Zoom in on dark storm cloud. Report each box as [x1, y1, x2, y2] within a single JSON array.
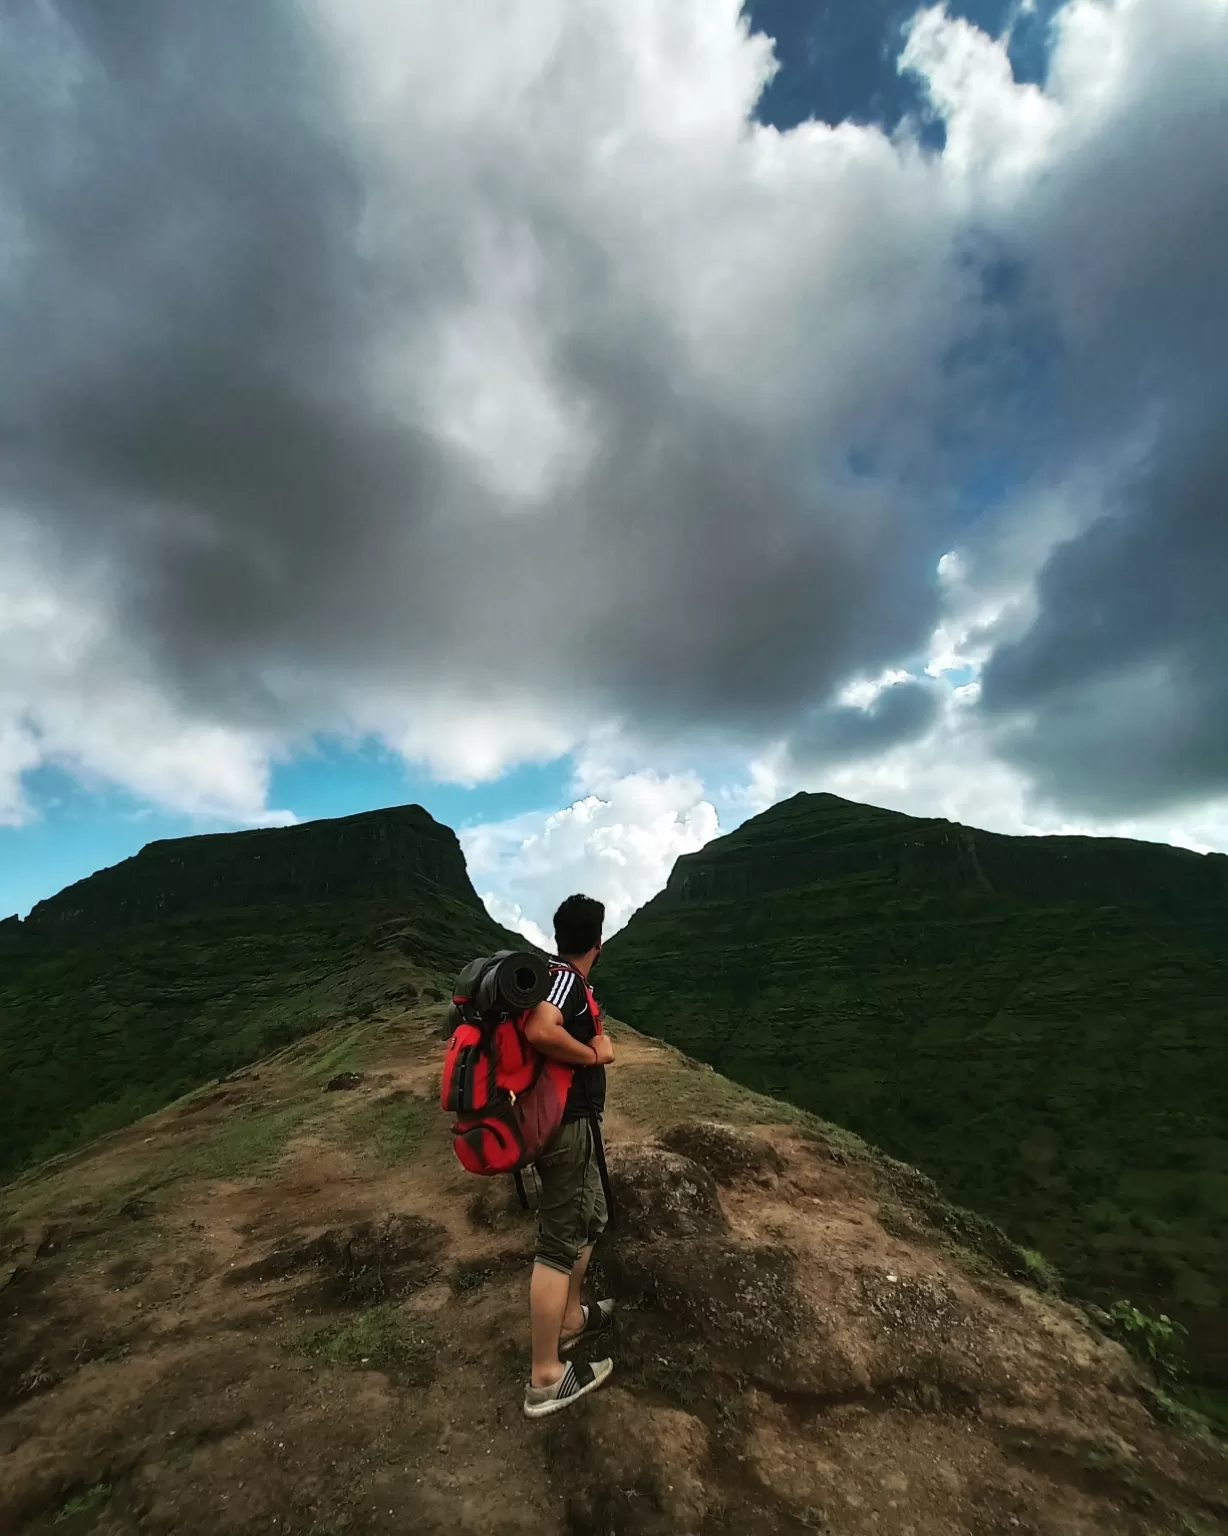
[[0, 0, 954, 756], [786, 679, 941, 768], [0, 0, 416, 722], [973, 0, 1228, 815], [981, 426, 1228, 815]]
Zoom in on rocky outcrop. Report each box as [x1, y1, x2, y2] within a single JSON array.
[[604, 1145, 729, 1241], [556, 1119, 1228, 1536], [605, 1142, 1003, 1403], [655, 1120, 787, 1184]]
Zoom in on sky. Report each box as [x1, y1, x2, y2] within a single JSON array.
[[2, 0, 1226, 944]]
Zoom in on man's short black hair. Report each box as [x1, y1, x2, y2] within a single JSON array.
[[553, 893, 605, 958]]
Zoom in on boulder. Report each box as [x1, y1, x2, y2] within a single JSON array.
[[605, 1146, 729, 1241]]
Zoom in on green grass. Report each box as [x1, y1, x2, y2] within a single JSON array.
[[342, 1092, 433, 1167], [1019, 1247, 1062, 1292], [614, 1047, 817, 1135], [300, 1023, 371, 1083], [1136, 1382, 1226, 1445], [298, 1305, 438, 1386], [110, 1099, 317, 1202], [54, 1483, 111, 1525]]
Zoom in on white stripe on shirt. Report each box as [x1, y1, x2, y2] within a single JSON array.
[[547, 969, 574, 1010]]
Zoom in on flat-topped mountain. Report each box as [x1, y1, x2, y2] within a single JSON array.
[[18, 804, 485, 939], [658, 792, 1228, 925], [0, 807, 515, 1180], [598, 792, 1228, 1390]]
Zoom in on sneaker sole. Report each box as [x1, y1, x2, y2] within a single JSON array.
[[523, 1362, 613, 1419]]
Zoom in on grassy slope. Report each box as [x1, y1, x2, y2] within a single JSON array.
[[0, 890, 514, 1181], [598, 794, 1228, 1382]]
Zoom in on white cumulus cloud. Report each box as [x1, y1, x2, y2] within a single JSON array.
[[463, 769, 720, 940]]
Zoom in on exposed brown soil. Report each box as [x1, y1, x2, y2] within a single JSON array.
[[1, 1007, 1224, 1536]]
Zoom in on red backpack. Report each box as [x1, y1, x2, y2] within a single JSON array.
[[440, 958, 599, 1176]]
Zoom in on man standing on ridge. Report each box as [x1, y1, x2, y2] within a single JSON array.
[[520, 893, 616, 1418]]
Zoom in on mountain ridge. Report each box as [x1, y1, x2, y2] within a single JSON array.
[[598, 790, 1228, 1389]]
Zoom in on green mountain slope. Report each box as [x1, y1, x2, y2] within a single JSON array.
[[0, 806, 514, 1179], [597, 792, 1228, 1384]]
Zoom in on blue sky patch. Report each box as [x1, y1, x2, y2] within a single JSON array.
[[744, 0, 1062, 135]]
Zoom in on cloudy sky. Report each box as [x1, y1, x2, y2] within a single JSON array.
[[2, 0, 1225, 941]]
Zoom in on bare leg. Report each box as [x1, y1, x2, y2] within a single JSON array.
[[562, 1243, 594, 1336], [529, 1262, 571, 1389]]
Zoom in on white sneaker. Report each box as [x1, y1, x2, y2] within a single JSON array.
[[523, 1358, 614, 1419]]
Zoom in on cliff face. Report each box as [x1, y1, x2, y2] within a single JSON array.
[[20, 805, 485, 939], [599, 792, 1228, 1387], [0, 807, 514, 1181]]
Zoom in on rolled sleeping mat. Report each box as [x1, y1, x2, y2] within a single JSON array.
[[452, 955, 491, 1004], [475, 949, 551, 1015]]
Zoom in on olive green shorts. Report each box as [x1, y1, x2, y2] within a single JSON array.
[[533, 1117, 608, 1275]]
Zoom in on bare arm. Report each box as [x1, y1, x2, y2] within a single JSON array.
[[523, 1001, 606, 1066]]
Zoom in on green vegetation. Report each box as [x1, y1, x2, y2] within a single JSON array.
[[1109, 1300, 1189, 1384], [54, 1483, 111, 1525], [1019, 1247, 1062, 1292], [600, 791, 1228, 1384], [128, 1099, 318, 1197], [298, 1305, 439, 1386], [1183, 1386, 1228, 1437], [342, 1091, 433, 1167], [611, 1038, 818, 1136], [0, 806, 515, 1182], [301, 1022, 371, 1083]]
